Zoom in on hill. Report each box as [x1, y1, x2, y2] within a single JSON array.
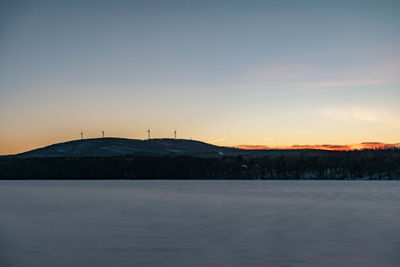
[[11, 138, 246, 158]]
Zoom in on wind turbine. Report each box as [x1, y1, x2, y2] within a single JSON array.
[[147, 129, 151, 140], [102, 131, 104, 138], [174, 129, 177, 139], [80, 130, 83, 140]]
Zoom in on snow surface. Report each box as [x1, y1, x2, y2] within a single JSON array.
[[1, 180, 399, 267]]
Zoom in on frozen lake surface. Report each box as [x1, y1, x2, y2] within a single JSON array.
[[1, 180, 399, 267]]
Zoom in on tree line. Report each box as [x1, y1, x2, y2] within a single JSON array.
[[0, 149, 399, 179]]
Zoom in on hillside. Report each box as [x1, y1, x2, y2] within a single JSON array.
[[11, 138, 245, 158]]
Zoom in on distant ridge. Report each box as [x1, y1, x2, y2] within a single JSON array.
[[12, 138, 243, 158]]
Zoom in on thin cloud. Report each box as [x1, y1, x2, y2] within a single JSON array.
[[288, 79, 394, 89], [352, 107, 400, 128], [351, 107, 380, 122], [238, 61, 400, 95], [323, 106, 400, 128]]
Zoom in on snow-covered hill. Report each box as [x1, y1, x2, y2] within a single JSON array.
[[13, 138, 244, 158]]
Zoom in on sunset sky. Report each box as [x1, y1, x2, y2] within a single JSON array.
[[1, 0, 399, 155]]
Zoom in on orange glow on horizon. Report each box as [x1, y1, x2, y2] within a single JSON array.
[[236, 142, 400, 151], [235, 145, 272, 150]]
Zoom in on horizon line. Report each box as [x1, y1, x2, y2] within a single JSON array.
[[2, 137, 400, 156]]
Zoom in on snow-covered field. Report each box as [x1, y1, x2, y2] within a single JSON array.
[[1, 180, 399, 267]]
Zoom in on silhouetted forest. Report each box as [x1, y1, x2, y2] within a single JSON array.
[[1, 149, 399, 179]]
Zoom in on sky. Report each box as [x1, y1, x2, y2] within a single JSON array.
[[1, 0, 399, 155]]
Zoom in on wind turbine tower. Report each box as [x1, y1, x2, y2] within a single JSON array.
[[174, 129, 177, 139], [147, 129, 151, 140], [102, 131, 104, 138], [80, 130, 83, 140]]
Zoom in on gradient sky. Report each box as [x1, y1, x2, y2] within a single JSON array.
[[1, 0, 399, 155]]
